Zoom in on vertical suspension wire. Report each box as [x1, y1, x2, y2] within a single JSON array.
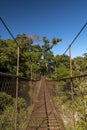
[[69, 46, 76, 130], [15, 46, 19, 130], [0, 17, 20, 130]]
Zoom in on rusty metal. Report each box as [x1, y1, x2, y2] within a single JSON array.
[[26, 76, 64, 130], [69, 46, 72, 77], [69, 46, 76, 130], [15, 46, 19, 130], [0, 72, 30, 130], [0, 72, 87, 129], [58, 73, 87, 81], [0, 72, 16, 96]]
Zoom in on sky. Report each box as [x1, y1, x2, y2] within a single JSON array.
[[0, 0, 87, 58]]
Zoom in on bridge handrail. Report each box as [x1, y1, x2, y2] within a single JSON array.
[[0, 71, 29, 80], [58, 73, 87, 81], [46, 73, 87, 81]]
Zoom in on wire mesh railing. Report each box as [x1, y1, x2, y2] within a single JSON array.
[[46, 76, 87, 130], [0, 71, 87, 130], [25, 76, 65, 130], [0, 72, 16, 97], [0, 72, 37, 130]]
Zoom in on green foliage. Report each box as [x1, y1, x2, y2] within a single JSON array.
[[0, 34, 87, 130], [74, 81, 87, 130], [0, 92, 13, 113], [0, 92, 15, 130], [47, 78, 87, 130], [0, 38, 17, 73], [51, 54, 70, 79], [0, 92, 32, 130], [53, 64, 70, 78], [0, 105, 15, 130], [0, 34, 87, 78]]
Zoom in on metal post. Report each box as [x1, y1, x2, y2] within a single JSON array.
[[69, 45, 72, 77], [69, 46, 76, 130], [15, 46, 19, 130]]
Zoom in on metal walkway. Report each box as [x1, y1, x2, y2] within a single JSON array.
[[26, 76, 64, 130]]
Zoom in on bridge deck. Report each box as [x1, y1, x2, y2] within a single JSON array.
[[26, 76, 64, 130]]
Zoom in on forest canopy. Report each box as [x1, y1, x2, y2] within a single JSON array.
[[0, 34, 87, 130], [0, 34, 87, 79]]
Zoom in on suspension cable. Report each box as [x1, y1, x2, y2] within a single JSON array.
[[64, 22, 87, 54], [0, 17, 21, 48]]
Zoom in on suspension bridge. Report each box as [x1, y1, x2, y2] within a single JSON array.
[[0, 71, 87, 130], [0, 17, 87, 130]]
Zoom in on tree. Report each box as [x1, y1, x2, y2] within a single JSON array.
[[41, 36, 62, 75], [51, 54, 70, 79], [72, 56, 85, 75], [0, 38, 17, 73], [16, 34, 33, 51]]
